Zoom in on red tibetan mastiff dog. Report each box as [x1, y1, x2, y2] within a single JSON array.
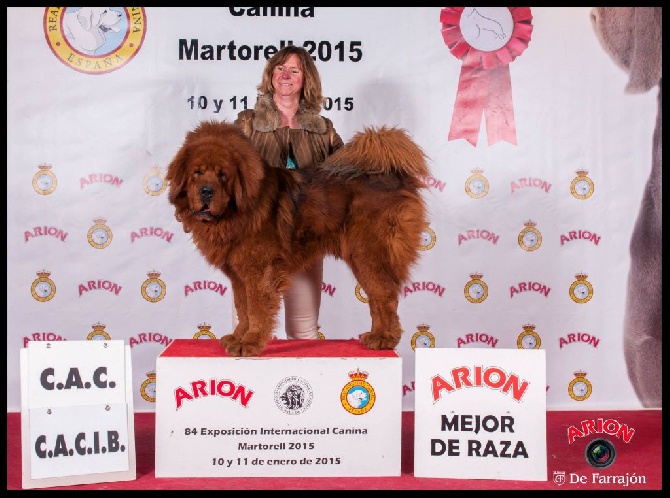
[[167, 120, 429, 357]]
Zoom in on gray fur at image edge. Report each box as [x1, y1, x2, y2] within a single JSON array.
[[591, 7, 662, 408]]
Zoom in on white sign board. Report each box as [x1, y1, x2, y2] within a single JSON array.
[[155, 339, 402, 477], [20, 341, 136, 489], [25, 340, 127, 407], [28, 403, 131, 479], [414, 348, 547, 481]]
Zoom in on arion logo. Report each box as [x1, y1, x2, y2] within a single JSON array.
[[44, 7, 146, 75]]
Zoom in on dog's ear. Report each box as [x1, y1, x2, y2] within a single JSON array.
[[89, 8, 103, 29], [166, 145, 189, 205], [626, 8, 662, 93], [165, 146, 194, 233], [77, 7, 93, 30], [230, 143, 265, 212]]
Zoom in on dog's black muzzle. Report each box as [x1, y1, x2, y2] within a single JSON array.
[[193, 185, 216, 221], [199, 185, 215, 204]]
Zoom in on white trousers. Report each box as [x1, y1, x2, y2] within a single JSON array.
[[231, 258, 323, 340], [283, 258, 323, 339]]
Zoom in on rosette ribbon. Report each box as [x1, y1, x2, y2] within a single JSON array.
[[440, 7, 533, 146]]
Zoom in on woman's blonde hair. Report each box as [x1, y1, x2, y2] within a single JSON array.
[[257, 45, 325, 113]]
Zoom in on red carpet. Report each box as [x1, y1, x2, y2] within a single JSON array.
[[6, 410, 661, 490]]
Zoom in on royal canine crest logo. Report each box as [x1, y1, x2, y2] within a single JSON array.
[[87, 322, 111, 340], [141, 270, 166, 302], [411, 323, 436, 350], [33, 163, 57, 195], [31, 270, 57, 302], [44, 7, 146, 75], [340, 369, 376, 415], [193, 323, 217, 340], [140, 371, 157, 403]]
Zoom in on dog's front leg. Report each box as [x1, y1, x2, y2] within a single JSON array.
[[220, 272, 250, 356], [223, 267, 283, 357], [238, 269, 283, 357]]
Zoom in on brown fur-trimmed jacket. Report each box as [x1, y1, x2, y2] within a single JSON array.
[[234, 93, 344, 170]]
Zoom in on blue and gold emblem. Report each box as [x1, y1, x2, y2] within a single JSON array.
[[87, 322, 111, 341], [340, 369, 375, 415]]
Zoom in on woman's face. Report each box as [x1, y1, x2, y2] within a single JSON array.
[[272, 53, 304, 99]]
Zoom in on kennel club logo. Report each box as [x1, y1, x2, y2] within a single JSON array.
[[32, 163, 58, 195], [44, 7, 146, 75], [87, 217, 113, 249], [141, 270, 166, 302], [31, 270, 57, 302], [140, 371, 157, 403], [411, 323, 436, 350], [340, 369, 376, 415], [87, 322, 112, 340], [274, 376, 313, 415], [193, 323, 217, 339]]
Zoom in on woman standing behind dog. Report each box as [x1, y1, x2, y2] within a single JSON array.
[[234, 45, 344, 340]]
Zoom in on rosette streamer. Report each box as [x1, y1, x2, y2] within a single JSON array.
[[441, 7, 533, 146]]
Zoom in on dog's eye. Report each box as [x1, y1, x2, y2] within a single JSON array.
[[218, 172, 227, 181], [193, 171, 202, 177]]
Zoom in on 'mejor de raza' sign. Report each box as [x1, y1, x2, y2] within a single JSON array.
[[20, 340, 136, 489], [413, 348, 547, 481]]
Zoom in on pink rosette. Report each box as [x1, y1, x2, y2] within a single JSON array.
[[440, 7, 533, 146]]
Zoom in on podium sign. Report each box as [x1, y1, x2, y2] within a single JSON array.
[[414, 348, 547, 481], [20, 340, 136, 489], [155, 339, 402, 477]]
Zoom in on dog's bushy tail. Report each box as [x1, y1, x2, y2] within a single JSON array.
[[324, 126, 430, 179]]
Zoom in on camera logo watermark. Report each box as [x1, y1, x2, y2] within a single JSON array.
[[585, 438, 616, 468]]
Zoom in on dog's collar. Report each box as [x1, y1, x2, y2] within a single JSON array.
[[251, 94, 327, 134]]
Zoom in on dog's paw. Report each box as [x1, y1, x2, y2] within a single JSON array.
[[220, 334, 266, 357], [239, 343, 265, 357], [220, 334, 243, 356], [359, 331, 400, 350]]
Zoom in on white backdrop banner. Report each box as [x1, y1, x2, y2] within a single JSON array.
[[7, 7, 658, 412]]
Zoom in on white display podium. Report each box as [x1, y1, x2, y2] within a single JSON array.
[[155, 338, 402, 477]]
